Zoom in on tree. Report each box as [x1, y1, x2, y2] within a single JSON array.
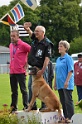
[[39, 0, 81, 54], [0, 0, 82, 56], [78, 6, 82, 35], [0, 24, 10, 46], [70, 36, 82, 54]]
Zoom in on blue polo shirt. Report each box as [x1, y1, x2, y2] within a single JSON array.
[[55, 53, 74, 90]]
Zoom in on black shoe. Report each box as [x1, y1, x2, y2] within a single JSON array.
[[10, 107, 17, 113], [39, 107, 45, 111], [23, 106, 28, 110], [31, 106, 37, 110]]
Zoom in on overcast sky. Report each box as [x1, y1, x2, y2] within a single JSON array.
[[0, 0, 13, 6]]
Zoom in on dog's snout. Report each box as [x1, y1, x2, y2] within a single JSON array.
[[28, 67, 37, 75]]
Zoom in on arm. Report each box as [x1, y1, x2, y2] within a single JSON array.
[[36, 57, 50, 77], [41, 57, 50, 73], [49, 62, 54, 79], [64, 71, 73, 89], [54, 74, 57, 90], [24, 22, 33, 37], [24, 62, 28, 71]]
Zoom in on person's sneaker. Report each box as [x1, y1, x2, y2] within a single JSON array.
[[58, 118, 72, 123]]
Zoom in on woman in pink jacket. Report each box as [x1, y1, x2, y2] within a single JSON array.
[[74, 53, 82, 101]]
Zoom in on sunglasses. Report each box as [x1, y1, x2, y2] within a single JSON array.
[[78, 56, 82, 58]]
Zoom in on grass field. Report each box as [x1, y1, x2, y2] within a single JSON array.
[[0, 74, 82, 113]]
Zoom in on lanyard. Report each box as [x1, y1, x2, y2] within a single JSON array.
[[13, 44, 18, 55]]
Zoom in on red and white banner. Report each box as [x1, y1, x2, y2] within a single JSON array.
[[11, 3, 25, 23]]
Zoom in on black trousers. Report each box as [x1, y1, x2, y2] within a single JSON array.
[[28, 75, 37, 108], [10, 74, 28, 109], [58, 89, 74, 119]]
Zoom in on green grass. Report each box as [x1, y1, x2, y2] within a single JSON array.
[[0, 74, 81, 113], [0, 74, 41, 110]]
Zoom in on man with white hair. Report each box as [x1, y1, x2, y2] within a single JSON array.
[[24, 22, 54, 110]]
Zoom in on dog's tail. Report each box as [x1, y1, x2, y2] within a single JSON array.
[[58, 106, 65, 122], [56, 101, 62, 116], [58, 108, 65, 123], [58, 108, 62, 116]]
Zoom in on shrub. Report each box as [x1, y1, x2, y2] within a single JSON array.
[[0, 104, 42, 124], [0, 113, 18, 124], [27, 114, 42, 124]]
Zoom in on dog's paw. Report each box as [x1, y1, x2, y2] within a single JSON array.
[[24, 108, 30, 112]]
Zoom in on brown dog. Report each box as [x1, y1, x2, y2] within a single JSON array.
[[26, 67, 61, 116]]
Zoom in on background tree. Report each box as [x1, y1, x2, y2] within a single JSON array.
[[0, 0, 82, 56], [0, 25, 10, 46], [70, 36, 82, 54], [39, 0, 81, 54]]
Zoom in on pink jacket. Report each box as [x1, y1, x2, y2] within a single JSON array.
[[9, 39, 31, 74], [74, 61, 82, 85]]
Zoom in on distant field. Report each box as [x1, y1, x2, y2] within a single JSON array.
[[0, 74, 82, 113]]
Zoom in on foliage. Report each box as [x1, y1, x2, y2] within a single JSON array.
[[0, 103, 18, 124], [78, 6, 82, 35], [39, 0, 81, 54], [27, 114, 41, 124], [69, 36, 82, 54], [0, 0, 82, 54], [0, 111, 42, 124], [0, 113, 18, 124], [0, 25, 10, 47], [0, 104, 41, 124]]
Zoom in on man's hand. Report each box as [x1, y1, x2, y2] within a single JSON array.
[[24, 22, 32, 31], [36, 70, 43, 77], [24, 22, 33, 37], [24, 63, 28, 70]]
